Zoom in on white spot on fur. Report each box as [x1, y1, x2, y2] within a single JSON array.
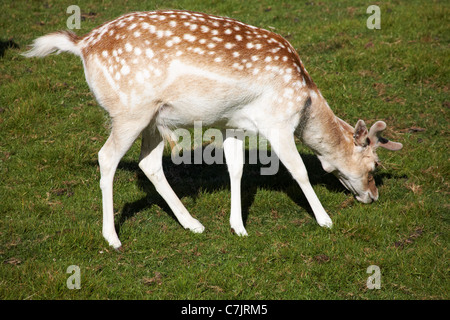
[[121, 65, 130, 75], [145, 48, 154, 58], [136, 71, 144, 83], [225, 43, 235, 49], [283, 87, 294, 98], [193, 47, 205, 55], [232, 62, 244, 70], [183, 34, 196, 42], [141, 23, 156, 33]]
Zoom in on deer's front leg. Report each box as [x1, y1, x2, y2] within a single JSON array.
[[265, 130, 333, 228], [223, 135, 247, 236]]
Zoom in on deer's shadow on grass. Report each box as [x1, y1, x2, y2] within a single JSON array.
[[113, 147, 397, 234], [0, 39, 19, 58]]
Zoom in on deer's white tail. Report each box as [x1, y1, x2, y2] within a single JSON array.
[[22, 31, 81, 58]]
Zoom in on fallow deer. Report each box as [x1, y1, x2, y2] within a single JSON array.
[[23, 10, 402, 248]]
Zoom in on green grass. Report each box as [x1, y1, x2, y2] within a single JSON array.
[[1, 0, 449, 300]]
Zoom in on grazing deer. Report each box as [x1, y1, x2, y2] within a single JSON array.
[[23, 10, 402, 248]]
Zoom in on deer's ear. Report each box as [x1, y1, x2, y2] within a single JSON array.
[[368, 121, 403, 151], [377, 138, 403, 151], [336, 117, 354, 134], [353, 120, 369, 147]]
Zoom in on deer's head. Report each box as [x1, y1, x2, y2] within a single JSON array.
[[323, 119, 403, 203]]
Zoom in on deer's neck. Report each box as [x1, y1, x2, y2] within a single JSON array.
[[296, 91, 354, 170]]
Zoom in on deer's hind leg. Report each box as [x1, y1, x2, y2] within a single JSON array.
[[99, 113, 154, 248], [138, 125, 205, 233]]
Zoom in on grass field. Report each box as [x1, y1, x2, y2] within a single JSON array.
[[1, 0, 449, 300]]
